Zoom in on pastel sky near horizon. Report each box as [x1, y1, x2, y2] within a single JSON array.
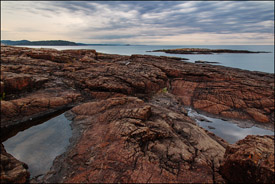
[[1, 1, 274, 45]]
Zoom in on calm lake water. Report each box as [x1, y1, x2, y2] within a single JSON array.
[[3, 113, 72, 177], [19, 45, 274, 73], [188, 109, 274, 144]]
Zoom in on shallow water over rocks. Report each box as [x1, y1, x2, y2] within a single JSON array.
[[3, 112, 72, 178], [188, 109, 274, 144]]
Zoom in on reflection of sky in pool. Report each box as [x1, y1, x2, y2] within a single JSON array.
[[3, 113, 72, 177], [188, 109, 274, 144]]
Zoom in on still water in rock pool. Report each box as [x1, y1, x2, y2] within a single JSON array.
[[188, 109, 274, 144], [3, 113, 72, 177]]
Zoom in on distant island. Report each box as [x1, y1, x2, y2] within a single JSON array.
[[149, 48, 270, 54], [1, 40, 132, 46], [1, 40, 78, 46]]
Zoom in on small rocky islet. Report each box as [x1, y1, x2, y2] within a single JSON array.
[[149, 48, 270, 54], [0, 45, 274, 183]]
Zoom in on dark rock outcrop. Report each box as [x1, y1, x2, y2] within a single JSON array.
[[151, 48, 270, 54], [195, 60, 220, 64], [220, 135, 274, 183]]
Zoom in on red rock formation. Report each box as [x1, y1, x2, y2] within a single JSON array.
[[0, 144, 30, 183], [1, 72, 48, 94], [1, 46, 273, 125], [0, 46, 274, 183], [129, 54, 274, 124], [25, 48, 97, 63], [65, 62, 167, 95], [170, 74, 274, 123], [1, 88, 81, 129], [42, 94, 226, 183], [220, 135, 274, 183]]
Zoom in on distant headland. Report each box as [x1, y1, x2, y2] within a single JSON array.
[[1, 40, 131, 46]]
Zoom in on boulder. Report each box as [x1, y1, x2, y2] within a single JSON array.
[[220, 135, 274, 183]]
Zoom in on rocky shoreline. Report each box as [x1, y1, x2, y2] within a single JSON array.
[[149, 48, 270, 54], [1, 45, 274, 183]]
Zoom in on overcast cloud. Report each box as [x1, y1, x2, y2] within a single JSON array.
[[1, 1, 274, 45]]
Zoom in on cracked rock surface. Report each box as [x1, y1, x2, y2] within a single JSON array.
[[41, 94, 226, 183], [1, 46, 274, 183], [1, 46, 274, 125], [130, 55, 274, 125]]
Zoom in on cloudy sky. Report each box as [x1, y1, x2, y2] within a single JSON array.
[[1, 1, 274, 45]]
